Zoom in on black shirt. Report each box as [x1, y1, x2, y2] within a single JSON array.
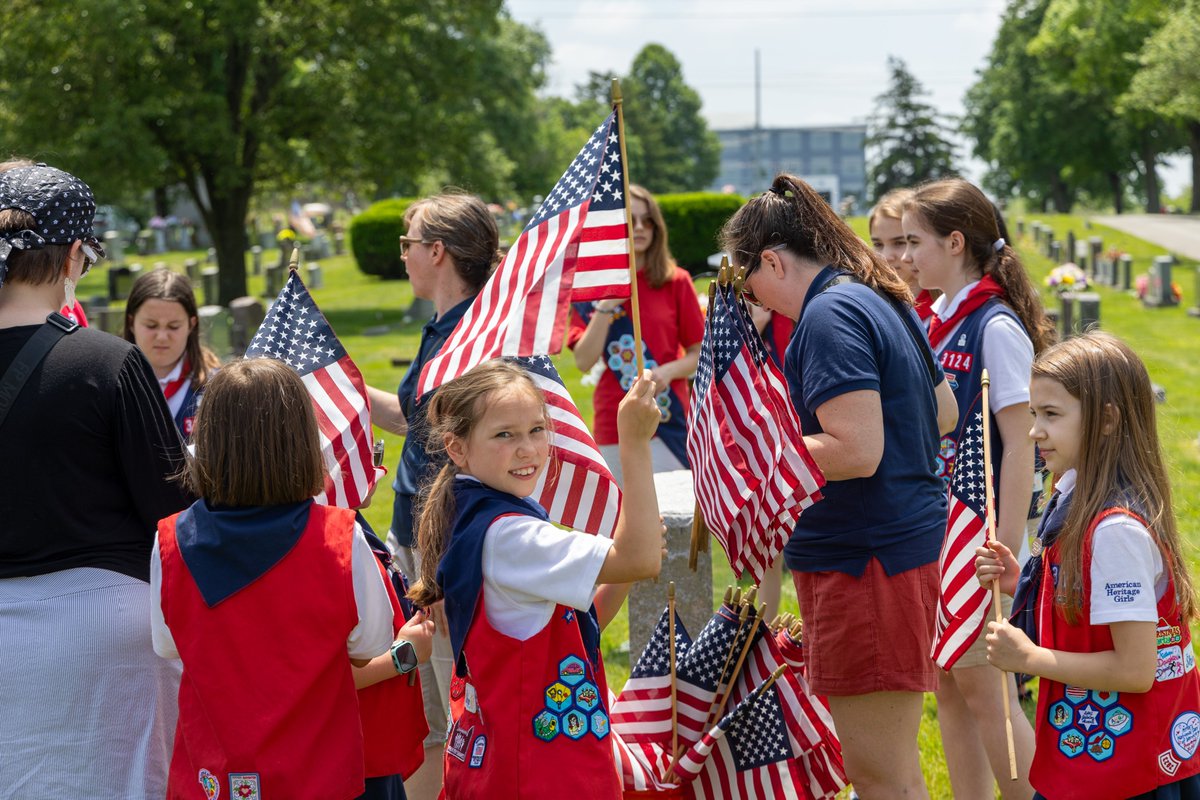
[[0, 325, 192, 581]]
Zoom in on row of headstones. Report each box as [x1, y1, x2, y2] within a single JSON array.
[[84, 289, 266, 360], [99, 228, 343, 267]]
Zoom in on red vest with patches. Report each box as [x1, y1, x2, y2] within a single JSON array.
[[440, 592, 620, 800], [159, 504, 366, 800], [360, 558, 428, 779], [1031, 507, 1200, 798]]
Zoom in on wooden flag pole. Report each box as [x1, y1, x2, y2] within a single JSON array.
[[288, 244, 301, 273], [707, 602, 766, 727], [611, 78, 644, 375], [668, 582, 679, 763], [981, 369, 1019, 781]]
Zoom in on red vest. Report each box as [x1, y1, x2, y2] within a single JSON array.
[[159, 504, 367, 800], [1031, 508, 1200, 798], [441, 593, 621, 800], [360, 558, 428, 779]]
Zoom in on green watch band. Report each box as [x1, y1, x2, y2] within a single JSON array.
[[390, 639, 418, 675]]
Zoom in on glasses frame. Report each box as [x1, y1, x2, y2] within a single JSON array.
[[79, 241, 104, 277], [398, 235, 436, 257], [738, 242, 787, 307]]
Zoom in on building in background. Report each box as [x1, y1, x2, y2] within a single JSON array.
[[710, 125, 867, 213]]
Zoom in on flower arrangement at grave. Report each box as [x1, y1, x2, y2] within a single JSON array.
[[1045, 263, 1089, 295], [1104, 246, 1126, 263], [1134, 273, 1183, 303], [276, 228, 296, 243]]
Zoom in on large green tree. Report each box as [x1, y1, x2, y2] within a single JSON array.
[[866, 57, 958, 201], [0, 1, 548, 302]]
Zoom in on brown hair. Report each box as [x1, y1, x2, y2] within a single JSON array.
[[906, 178, 1054, 353], [123, 268, 220, 387], [868, 187, 914, 231], [407, 359, 549, 607], [1032, 332, 1194, 624], [720, 173, 912, 305], [629, 184, 678, 289], [182, 358, 324, 506], [405, 191, 500, 293]]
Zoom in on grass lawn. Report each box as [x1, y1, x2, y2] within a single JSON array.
[[86, 216, 1198, 798]]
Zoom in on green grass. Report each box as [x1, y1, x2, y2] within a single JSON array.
[[95, 220, 1197, 798]]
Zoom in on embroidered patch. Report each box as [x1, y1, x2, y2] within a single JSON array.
[[1064, 685, 1088, 704], [1048, 701, 1073, 730], [1086, 731, 1115, 762], [198, 769, 220, 799], [1030, 537, 1043, 557], [940, 350, 973, 373], [545, 681, 572, 712], [935, 435, 956, 483], [575, 681, 600, 712], [464, 683, 478, 714], [1058, 728, 1086, 758], [1186, 643, 1197, 673], [1158, 620, 1183, 648], [589, 710, 610, 739], [1159, 646, 1186, 683], [469, 735, 487, 768], [563, 709, 588, 740], [1091, 690, 1118, 708], [558, 655, 586, 685], [1105, 706, 1133, 737], [447, 722, 473, 763], [562, 608, 575, 623], [1075, 703, 1101, 732], [449, 674, 465, 701], [1160, 750, 1183, 776], [1171, 712, 1200, 760], [228, 774, 259, 799], [955, 333, 967, 348], [532, 710, 560, 742]]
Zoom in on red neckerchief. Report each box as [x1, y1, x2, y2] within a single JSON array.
[[161, 358, 191, 401], [926, 275, 1005, 348], [913, 289, 935, 322]]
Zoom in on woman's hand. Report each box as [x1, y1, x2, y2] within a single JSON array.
[[617, 370, 661, 443], [975, 539, 1021, 597], [985, 617, 1037, 674], [397, 609, 436, 664], [595, 298, 623, 314]]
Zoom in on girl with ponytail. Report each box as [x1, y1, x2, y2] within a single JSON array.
[[902, 177, 1048, 798], [407, 359, 664, 799]]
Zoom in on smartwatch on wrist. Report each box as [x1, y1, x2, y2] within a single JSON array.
[[390, 639, 418, 675]]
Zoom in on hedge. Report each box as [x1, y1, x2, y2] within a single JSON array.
[[656, 192, 746, 274], [349, 197, 418, 279]]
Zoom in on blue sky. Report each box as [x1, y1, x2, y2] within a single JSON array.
[[505, 0, 1189, 194]]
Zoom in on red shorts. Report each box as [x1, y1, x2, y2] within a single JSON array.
[[791, 558, 939, 696]]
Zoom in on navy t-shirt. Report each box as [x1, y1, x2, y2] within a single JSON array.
[[783, 266, 947, 577], [390, 296, 475, 547]]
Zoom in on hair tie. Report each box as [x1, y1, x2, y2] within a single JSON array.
[[993, 238, 1006, 252]]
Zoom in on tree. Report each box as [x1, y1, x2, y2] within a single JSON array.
[[866, 57, 958, 201], [0, 1, 548, 302]]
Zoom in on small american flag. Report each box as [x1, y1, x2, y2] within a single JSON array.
[[245, 270, 376, 509], [932, 398, 992, 669], [688, 282, 824, 583], [611, 606, 692, 743], [514, 355, 620, 537], [417, 109, 630, 397]]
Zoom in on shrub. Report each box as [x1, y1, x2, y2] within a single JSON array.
[[350, 197, 417, 279], [656, 193, 745, 274]]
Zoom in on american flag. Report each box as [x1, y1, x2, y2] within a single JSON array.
[[611, 606, 693, 743], [245, 270, 376, 509], [417, 109, 630, 397], [673, 602, 758, 747], [772, 630, 847, 800], [931, 399, 993, 669], [688, 282, 824, 583], [515, 355, 620, 537]]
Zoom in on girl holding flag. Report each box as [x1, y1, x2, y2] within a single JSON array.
[[902, 177, 1051, 798], [568, 185, 705, 484]]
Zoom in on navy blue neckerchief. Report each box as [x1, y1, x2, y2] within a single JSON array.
[[437, 478, 602, 673], [573, 300, 690, 468], [175, 499, 312, 608], [1009, 490, 1070, 642]]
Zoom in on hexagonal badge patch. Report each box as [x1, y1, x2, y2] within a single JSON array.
[[563, 709, 588, 740], [590, 709, 610, 739], [533, 710, 560, 742], [1058, 728, 1086, 759], [1048, 701, 1073, 731], [1086, 731, 1116, 762], [1105, 706, 1133, 737], [544, 681, 573, 712], [559, 655, 587, 686], [575, 681, 600, 712]]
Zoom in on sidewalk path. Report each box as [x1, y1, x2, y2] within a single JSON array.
[[1093, 215, 1200, 261]]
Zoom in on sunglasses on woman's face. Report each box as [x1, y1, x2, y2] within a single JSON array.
[[738, 243, 787, 307]]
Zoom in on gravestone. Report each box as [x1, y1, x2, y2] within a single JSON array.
[[93, 305, 126, 336], [1120, 254, 1133, 292], [628, 470, 713, 662], [201, 267, 220, 307], [250, 246, 263, 276], [334, 230, 346, 256], [107, 264, 138, 301], [263, 263, 284, 299], [1089, 237, 1103, 280], [102, 230, 125, 266], [1044, 229, 1055, 258], [306, 261, 323, 290], [136, 230, 153, 256], [1144, 256, 1178, 307], [1075, 293, 1101, 331], [403, 297, 436, 324], [1050, 241, 1062, 264], [229, 296, 266, 356], [197, 305, 232, 357], [184, 258, 200, 282], [1066, 231, 1076, 264], [1016, 218, 1025, 237], [1058, 293, 1076, 339]]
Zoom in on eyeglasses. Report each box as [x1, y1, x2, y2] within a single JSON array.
[[398, 235, 436, 257], [738, 243, 787, 307], [631, 214, 656, 230], [79, 240, 105, 277]]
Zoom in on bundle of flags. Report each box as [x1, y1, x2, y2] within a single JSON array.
[[931, 395, 993, 669], [415, 107, 634, 536], [610, 591, 846, 799], [688, 270, 825, 583], [245, 269, 377, 509]]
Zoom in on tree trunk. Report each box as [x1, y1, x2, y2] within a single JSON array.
[[1051, 175, 1072, 214], [154, 186, 170, 218], [1108, 172, 1124, 214], [1141, 134, 1161, 214], [210, 188, 251, 306], [1189, 121, 1200, 214]]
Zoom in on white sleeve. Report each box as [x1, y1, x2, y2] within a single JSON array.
[[347, 523, 396, 660], [149, 535, 180, 659], [481, 515, 615, 642], [981, 314, 1034, 412], [1089, 514, 1166, 625]]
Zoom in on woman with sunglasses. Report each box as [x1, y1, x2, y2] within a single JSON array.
[[567, 184, 705, 483], [720, 174, 957, 799], [0, 163, 191, 797], [362, 190, 500, 800]]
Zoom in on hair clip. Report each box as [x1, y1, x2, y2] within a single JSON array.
[[993, 237, 1006, 252]]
